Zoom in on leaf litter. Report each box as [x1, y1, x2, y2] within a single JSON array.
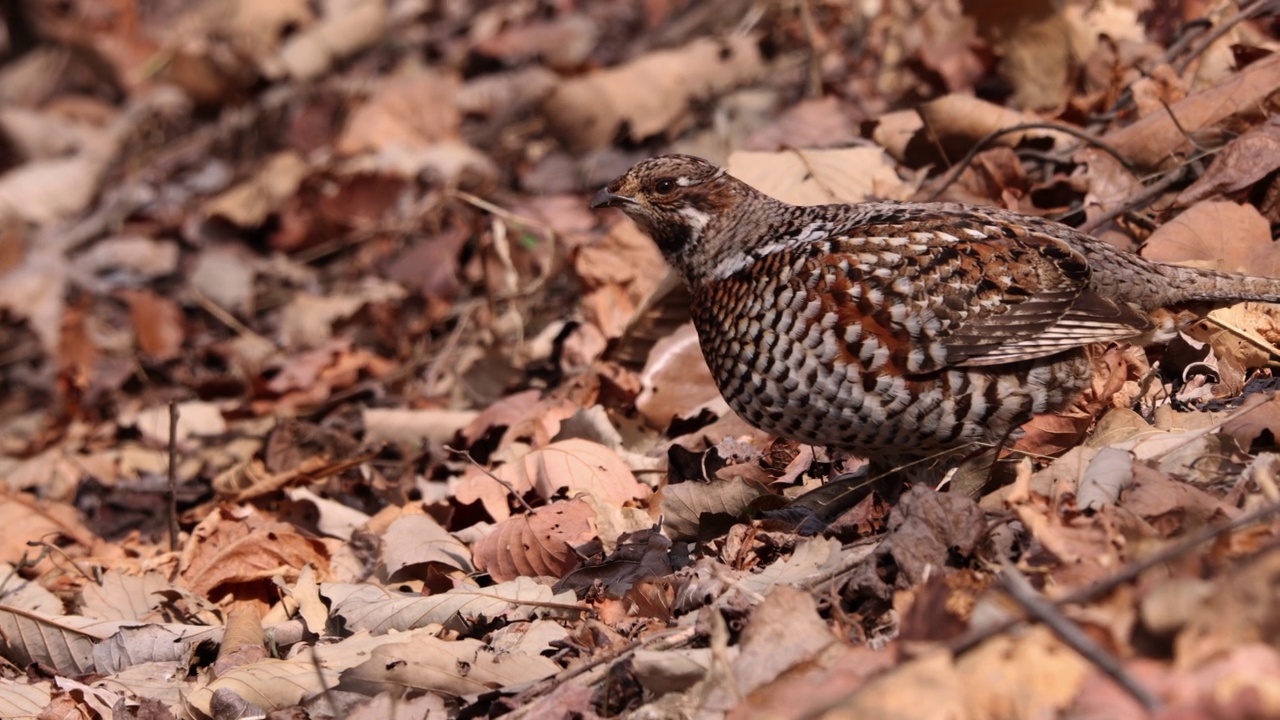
[[3, 0, 1280, 718]]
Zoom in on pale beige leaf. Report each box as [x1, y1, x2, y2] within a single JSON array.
[[495, 438, 650, 506], [739, 537, 847, 596], [0, 605, 109, 675], [343, 636, 559, 696], [543, 36, 764, 152], [184, 657, 340, 716], [0, 562, 62, 616], [203, 152, 308, 228], [0, 677, 51, 719], [381, 513, 473, 575], [293, 564, 328, 636], [727, 147, 909, 207], [324, 576, 579, 634], [363, 408, 479, 448], [130, 401, 227, 444], [80, 570, 171, 622]]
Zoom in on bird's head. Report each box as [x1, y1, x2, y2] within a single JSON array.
[[591, 155, 755, 280]]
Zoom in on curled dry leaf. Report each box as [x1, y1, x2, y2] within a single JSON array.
[[660, 476, 771, 542], [337, 64, 461, 156], [473, 499, 597, 582], [275, 0, 388, 81], [179, 506, 330, 600], [1176, 120, 1280, 207], [962, 0, 1076, 110], [324, 576, 577, 634], [119, 289, 184, 362], [362, 407, 479, 449]]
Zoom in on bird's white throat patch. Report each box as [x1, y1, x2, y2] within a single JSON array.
[[679, 206, 712, 236]]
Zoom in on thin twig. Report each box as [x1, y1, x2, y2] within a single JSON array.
[[506, 626, 699, 717], [1172, 0, 1276, 76], [949, 499, 1280, 655], [923, 122, 1138, 203], [445, 445, 537, 514], [189, 286, 275, 350], [1076, 164, 1189, 234], [167, 401, 180, 553], [999, 562, 1161, 711], [797, 0, 823, 98]]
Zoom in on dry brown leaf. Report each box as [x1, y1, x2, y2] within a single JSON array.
[[472, 15, 598, 71], [204, 152, 309, 228], [275, 0, 387, 81], [708, 586, 838, 712], [636, 323, 721, 430], [180, 506, 330, 600], [917, 94, 1075, 152], [120, 289, 184, 362], [661, 476, 771, 542], [743, 97, 860, 152], [1104, 51, 1280, 170], [472, 499, 597, 582], [1175, 550, 1280, 670], [542, 35, 764, 153], [362, 408, 478, 448], [1141, 200, 1280, 277], [961, 0, 1074, 109], [1177, 120, 1280, 207], [455, 439, 648, 523], [382, 513, 473, 576], [337, 64, 461, 156], [957, 626, 1091, 717], [189, 245, 257, 316], [726, 147, 910, 206], [342, 635, 559, 696]]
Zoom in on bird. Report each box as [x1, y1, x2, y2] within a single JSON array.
[[590, 154, 1280, 483]]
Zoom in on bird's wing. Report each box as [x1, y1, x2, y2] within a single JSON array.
[[801, 211, 1153, 374]]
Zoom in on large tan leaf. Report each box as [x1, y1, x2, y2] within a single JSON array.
[[381, 513, 473, 575], [454, 439, 648, 522], [324, 576, 579, 634], [543, 36, 764, 153], [636, 323, 721, 431], [0, 677, 51, 718], [661, 477, 771, 542], [1141, 200, 1280, 276], [473, 499, 597, 582], [727, 147, 909, 207], [342, 636, 559, 697], [0, 605, 112, 675]]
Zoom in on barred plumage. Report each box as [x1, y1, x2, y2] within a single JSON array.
[[591, 155, 1280, 474]]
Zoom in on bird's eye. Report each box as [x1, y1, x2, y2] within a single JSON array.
[[654, 178, 676, 195]]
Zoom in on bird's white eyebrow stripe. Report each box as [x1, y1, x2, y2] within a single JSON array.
[[675, 166, 726, 187]]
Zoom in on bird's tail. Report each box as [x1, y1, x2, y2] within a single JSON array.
[[1160, 264, 1280, 304]]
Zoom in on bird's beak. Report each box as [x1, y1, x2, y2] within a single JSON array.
[[590, 188, 635, 209]]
